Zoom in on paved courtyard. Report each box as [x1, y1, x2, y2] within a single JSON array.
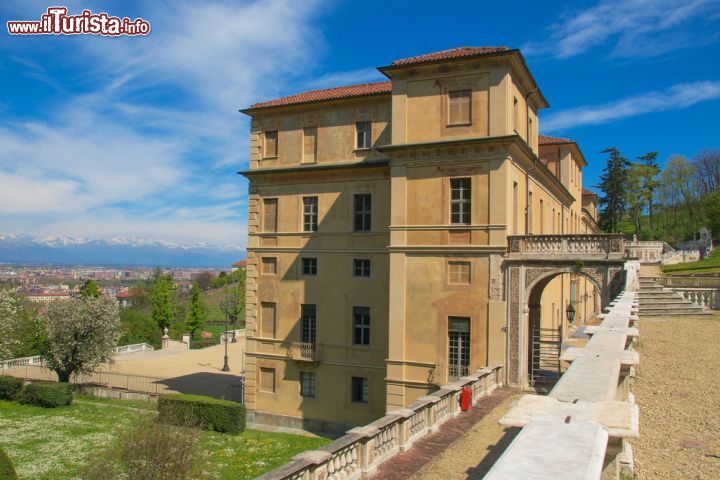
[[631, 312, 720, 479]]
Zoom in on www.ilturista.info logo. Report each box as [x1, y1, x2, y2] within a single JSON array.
[[7, 7, 150, 36]]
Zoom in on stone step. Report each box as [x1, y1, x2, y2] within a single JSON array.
[[640, 298, 693, 308], [639, 309, 711, 316], [640, 305, 704, 315]]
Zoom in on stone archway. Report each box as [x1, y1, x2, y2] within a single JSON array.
[[505, 262, 624, 388]]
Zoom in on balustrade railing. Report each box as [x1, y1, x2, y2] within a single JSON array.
[[508, 234, 624, 256], [675, 288, 720, 310], [255, 364, 504, 480], [290, 342, 318, 362]]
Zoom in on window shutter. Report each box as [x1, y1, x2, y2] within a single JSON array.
[[261, 302, 276, 338]]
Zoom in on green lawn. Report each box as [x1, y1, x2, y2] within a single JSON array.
[[663, 248, 720, 275], [0, 396, 328, 480]]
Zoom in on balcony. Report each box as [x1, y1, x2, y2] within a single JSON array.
[[507, 234, 625, 261], [289, 342, 321, 362]]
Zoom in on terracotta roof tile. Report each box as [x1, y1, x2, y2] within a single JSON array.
[[391, 46, 509, 66], [246, 81, 391, 111], [232, 260, 247, 267], [582, 188, 597, 197], [539, 134, 575, 146]]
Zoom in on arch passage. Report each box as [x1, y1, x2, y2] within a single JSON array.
[[506, 263, 624, 388]]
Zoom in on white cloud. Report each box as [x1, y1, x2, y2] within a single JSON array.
[[523, 0, 720, 59], [0, 0, 325, 245], [542, 80, 720, 132]]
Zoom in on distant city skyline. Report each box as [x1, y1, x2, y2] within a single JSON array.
[[1, 0, 719, 245]]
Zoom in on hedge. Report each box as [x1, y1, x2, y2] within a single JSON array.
[[19, 381, 73, 408], [0, 376, 24, 401], [0, 446, 18, 480], [189, 338, 218, 350], [158, 393, 245, 434]]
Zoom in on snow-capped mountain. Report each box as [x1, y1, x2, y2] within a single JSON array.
[[0, 234, 245, 268]]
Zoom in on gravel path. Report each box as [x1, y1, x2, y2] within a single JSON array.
[[632, 313, 720, 479], [408, 393, 521, 480]]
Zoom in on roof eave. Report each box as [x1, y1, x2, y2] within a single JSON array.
[[240, 90, 391, 116]]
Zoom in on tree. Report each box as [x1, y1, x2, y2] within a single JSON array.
[[637, 152, 660, 230], [663, 155, 697, 220], [80, 280, 100, 298], [194, 271, 215, 291], [150, 275, 176, 331], [0, 288, 22, 360], [693, 149, 720, 195], [186, 284, 207, 338], [220, 274, 246, 327], [702, 188, 720, 234], [39, 296, 121, 382], [597, 147, 630, 232]]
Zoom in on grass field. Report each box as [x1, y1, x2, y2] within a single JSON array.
[[0, 395, 328, 480], [663, 248, 720, 275]]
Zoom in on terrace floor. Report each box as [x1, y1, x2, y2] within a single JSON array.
[[371, 388, 519, 480], [631, 312, 720, 479]]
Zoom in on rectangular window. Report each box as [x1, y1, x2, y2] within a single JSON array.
[[261, 257, 277, 275], [261, 302, 276, 338], [263, 198, 278, 233], [353, 306, 370, 346], [299, 371, 316, 398], [351, 376, 369, 403], [303, 197, 318, 232], [260, 367, 275, 393], [450, 178, 471, 225], [448, 317, 470, 381], [353, 259, 371, 277], [540, 199, 544, 233], [356, 121, 372, 149], [264, 131, 278, 158], [303, 127, 317, 163], [354, 194, 372, 232], [301, 304, 316, 344], [448, 261, 471, 284], [527, 191, 533, 234], [302, 257, 317, 276], [448, 90, 471, 125], [512, 97, 518, 132]]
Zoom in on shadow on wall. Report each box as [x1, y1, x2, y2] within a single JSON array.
[[254, 155, 392, 429]]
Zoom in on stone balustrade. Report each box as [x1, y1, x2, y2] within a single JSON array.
[[256, 364, 504, 480], [645, 275, 720, 288], [674, 288, 720, 310], [507, 234, 625, 258], [485, 290, 639, 480], [112, 343, 155, 354], [1, 343, 158, 370]]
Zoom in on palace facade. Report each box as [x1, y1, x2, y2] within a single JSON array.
[[240, 46, 600, 431]]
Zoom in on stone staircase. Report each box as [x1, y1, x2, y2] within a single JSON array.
[[639, 279, 710, 316]]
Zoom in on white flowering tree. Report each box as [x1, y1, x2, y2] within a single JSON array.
[[40, 296, 121, 382], [0, 288, 22, 360]]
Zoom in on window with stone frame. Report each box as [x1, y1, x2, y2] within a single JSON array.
[[303, 196, 318, 232], [356, 121, 372, 149], [351, 376, 368, 403], [450, 178, 471, 224], [264, 131, 278, 158], [448, 90, 472, 125], [261, 257, 277, 275], [263, 198, 278, 233], [299, 371, 316, 397], [260, 367, 275, 393], [448, 261, 471, 284]]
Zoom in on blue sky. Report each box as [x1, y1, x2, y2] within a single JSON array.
[[1, 0, 719, 247]]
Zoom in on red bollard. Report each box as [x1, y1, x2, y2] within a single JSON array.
[[460, 386, 472, 411]]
